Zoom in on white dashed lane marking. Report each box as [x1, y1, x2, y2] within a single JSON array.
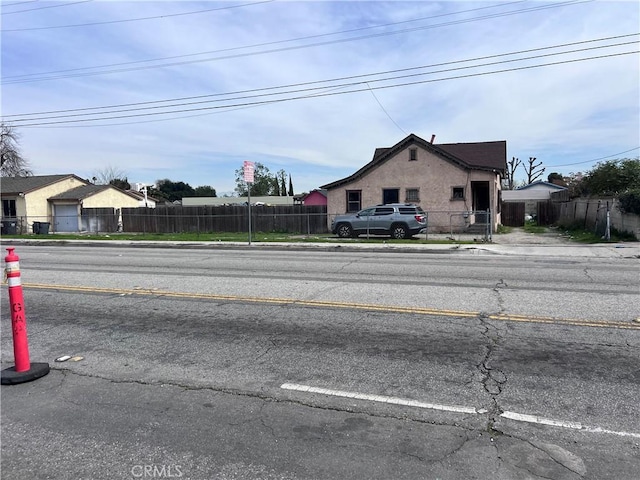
[[281, 383, 640, 439]]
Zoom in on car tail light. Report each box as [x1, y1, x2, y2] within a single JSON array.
[[415, 215, 425, 223]]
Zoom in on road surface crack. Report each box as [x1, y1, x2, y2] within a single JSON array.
[[477, 314, 507, 436], [492, 279, 508, 315], [583, 267, 594, 283]]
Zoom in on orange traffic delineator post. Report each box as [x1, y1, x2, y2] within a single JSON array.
[[1, 247, 50, 385]]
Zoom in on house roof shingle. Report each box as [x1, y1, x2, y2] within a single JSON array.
[[0, 174, 87, 195], [320, 133, 506, 190], [48, 184, 112, 200], [48, 184, 140, 201]]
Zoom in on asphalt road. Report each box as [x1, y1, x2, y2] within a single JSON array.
[[1, 244, 639, 480]]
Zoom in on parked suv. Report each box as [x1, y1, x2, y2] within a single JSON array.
[[331, 203, 427, 239]]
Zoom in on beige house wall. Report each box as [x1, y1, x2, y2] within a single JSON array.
[[326, 146, 501, 229], [81, 189, 140, 209], [22, 177, 87, 221]]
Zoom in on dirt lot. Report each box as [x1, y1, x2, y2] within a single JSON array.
[[427, 227, 572, 245], [491, 227, 572, 245]]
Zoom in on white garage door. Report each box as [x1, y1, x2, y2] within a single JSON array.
[[54, 204, 79, 232]]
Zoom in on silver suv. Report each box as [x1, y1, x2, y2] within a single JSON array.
[[331, 203, 427, 239]]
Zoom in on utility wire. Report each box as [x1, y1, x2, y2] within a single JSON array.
[[2, 1, 39, 7], [9, 50, 637, 127], [3, 0, 589, 84], [366, 83, 408, 135], [2, 0, 275, 31], [1, 0, 92, 15], [551, 148, 640, 167], [6, 33, 635, 118]]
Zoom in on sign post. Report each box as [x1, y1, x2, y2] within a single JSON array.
[[243, 161, 255, 245]]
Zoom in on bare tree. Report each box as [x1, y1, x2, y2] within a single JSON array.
[[92, 165, 128, 185], [0, 122, 32, 177], [504, 157, 521, 190], [521, 157, 545, 184]]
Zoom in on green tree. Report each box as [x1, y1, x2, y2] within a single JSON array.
[[109, 178, 131, 190], [276, 169, 287, 196], [288, 174, 294, 196], [234, 162, 277, 196], [547, 172, 566, 187], [152, 179, 195, 202], [194, 186, 217, 197], [581, 158, 640, 196]]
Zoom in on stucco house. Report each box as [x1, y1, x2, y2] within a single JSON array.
[[320, 133, 506, 232], [1, 174, 140, 233]]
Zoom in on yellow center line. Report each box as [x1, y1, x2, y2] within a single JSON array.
[[22, 282, 640, 330]]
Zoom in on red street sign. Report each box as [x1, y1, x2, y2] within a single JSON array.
[[243, 161, 255, 183]]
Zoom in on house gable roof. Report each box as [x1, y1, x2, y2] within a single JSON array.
[[48, 184, 140, 201], [0, 174, 88, 195], [320, 133, 506, 190], [515, 181, 567, 191]]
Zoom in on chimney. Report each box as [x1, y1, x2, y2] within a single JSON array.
[[430, 134, 436, 144]]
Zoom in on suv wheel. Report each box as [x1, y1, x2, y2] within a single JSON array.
[[390, 223, 408, 239], [337, 223, 354, 238]]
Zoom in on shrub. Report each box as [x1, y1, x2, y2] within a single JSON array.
[[618, 189, 640, 215]]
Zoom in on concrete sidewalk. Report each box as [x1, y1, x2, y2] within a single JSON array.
[[3, 227, 639, 258]]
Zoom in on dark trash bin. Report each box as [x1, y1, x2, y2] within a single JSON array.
[[34, 222, 50, 234], [1, 220, 18, 235]]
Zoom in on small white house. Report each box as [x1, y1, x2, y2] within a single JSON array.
[[502, 181, 567, 215]]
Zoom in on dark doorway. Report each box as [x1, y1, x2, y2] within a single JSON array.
[[382, 188, 399, 204], [471, 181, 490, 223]]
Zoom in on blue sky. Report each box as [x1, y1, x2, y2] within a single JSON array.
[[2, 0, 638, 195]]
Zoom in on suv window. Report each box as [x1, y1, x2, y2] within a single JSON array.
[[399, 207, 421, 214], [358, 208, 375, 217], [374, 207, 394, 216]]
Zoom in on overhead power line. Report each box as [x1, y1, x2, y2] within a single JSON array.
[[5, 34, 637, 119], [1, 0, 92, 15], [2, 0, 275, 31], [2, 1, 39, 7], [551, 148, 640, 168], [7, 50, 637, 128], [2, 0, 590, 84]]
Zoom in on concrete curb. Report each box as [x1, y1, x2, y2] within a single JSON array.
[[2, 238, 639, 258]]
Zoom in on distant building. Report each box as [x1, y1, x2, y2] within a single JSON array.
[[294, 189, 327, 206], [181, 196, 295, 207]]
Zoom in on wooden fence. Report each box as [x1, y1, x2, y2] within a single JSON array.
[[116, 205, 329, 234], [500, 202, 525, 227], [81, 207, 119, 233]]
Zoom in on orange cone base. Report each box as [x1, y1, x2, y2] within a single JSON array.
[[1, 362, 50, 385]]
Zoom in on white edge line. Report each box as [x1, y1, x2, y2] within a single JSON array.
[[280, 384, 640, 438], [500, 411, 640, 439], [280, 383, 477, 415]]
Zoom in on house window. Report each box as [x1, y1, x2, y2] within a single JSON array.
[[382, 188, 399, 204], [452, 187, 464, 200], [406, 188, 420, 202], [409, 148, 417, 161], [2, 199, 16, 217], [346, 190, 361, 212]]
